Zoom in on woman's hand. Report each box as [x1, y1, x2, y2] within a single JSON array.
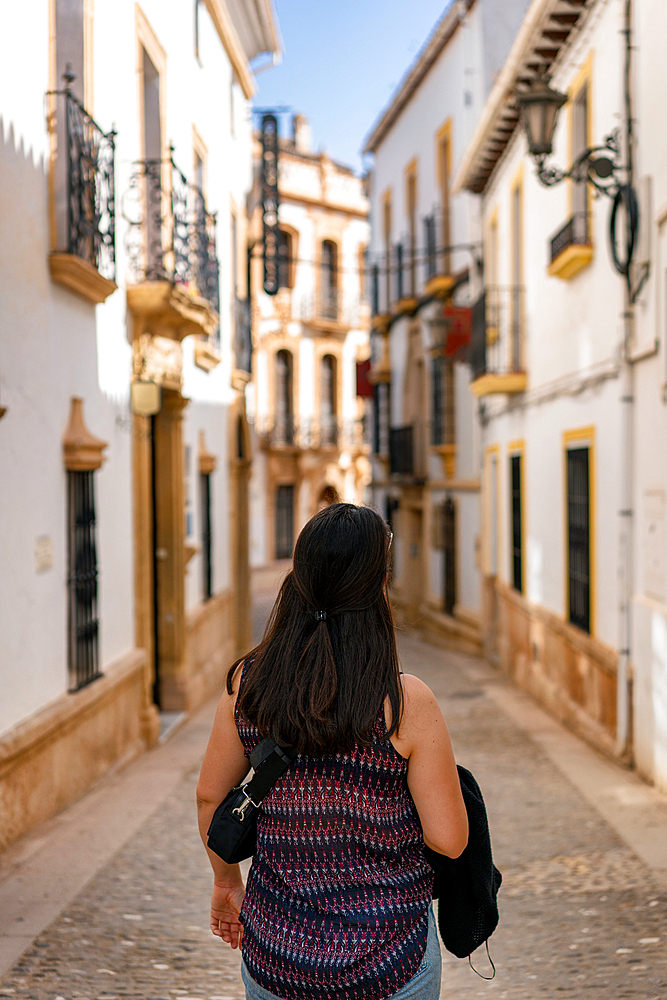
[[210, 880, 245, 948]]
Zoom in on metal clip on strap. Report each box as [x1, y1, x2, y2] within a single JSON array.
[[231, 787, 260, 821]]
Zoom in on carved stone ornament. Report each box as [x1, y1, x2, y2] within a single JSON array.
[[63, 397, 108, 471], [133, 333, 183, 392], [198, 430, 217, 475]]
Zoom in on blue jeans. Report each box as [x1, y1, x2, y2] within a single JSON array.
[[241, 905, 442, 1000]]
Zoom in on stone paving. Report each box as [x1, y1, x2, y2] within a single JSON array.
[[0, 597, 666, 999]]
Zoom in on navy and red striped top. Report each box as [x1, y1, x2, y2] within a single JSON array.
[[235, 668, 434, 1000]]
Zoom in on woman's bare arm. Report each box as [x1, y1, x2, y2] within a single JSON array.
[[196, 676, 250, 947], [390, 673, 468, 858]]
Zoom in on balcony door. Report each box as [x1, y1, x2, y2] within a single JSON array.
[[275, 349, 294, 444], [321, 241, 338, 319]]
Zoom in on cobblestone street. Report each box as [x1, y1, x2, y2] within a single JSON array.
[[1, 594, 666, 999]]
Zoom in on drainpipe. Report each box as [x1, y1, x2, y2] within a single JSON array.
[[616, 0, 635, 761]]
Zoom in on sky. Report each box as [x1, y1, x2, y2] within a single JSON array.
[[253, 1, 455, 174]]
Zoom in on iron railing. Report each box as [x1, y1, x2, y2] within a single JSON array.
[[469, 286, 525, 379], [550, 212, 590, 264], [54, 85, 116, 281], [257, 417, 366, 451], [123, 150, 219, 309], [296, 292, 365, 328], [67, 470, 101, 691]]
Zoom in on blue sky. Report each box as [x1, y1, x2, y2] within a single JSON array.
[[254, 1, 454, 173]]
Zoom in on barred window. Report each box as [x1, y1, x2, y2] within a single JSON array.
[[431, 356, 455, 446], [511, 454, 523, 593], [200, 472, 213, 600], [567, 447, 591, 632], [67, 470, 101, 691], [442, 497, 456, 615]]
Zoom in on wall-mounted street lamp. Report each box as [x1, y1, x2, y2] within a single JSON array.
[[517, 76, 638, 278]]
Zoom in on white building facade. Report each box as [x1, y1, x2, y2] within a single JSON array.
[[362, 0, 530, 651], [456, 0, 667, 790], [0, 0, 279, 850], [248, 116, 371, 571]]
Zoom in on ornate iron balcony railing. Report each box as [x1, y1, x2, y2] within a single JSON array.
[[123, 151, 219, 311], [550, 212, 590, 263], [389, 423, 427, 480], [56, 86, 116, 281], [470, 285, 526, 379], [257, 417, 366, 452]]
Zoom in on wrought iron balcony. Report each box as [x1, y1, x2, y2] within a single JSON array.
[[257, 417, 367, 452], [296, 292, 364, 329], [123, 151, 219, 311], [48, 78, 116, 302], [469, 286, 527, 396], [320, 288, 339, 321], [548, 212, 592, 279], [423, 208, 454, 296]]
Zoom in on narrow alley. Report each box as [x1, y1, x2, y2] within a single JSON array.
[[1, 591, 666, 1000]]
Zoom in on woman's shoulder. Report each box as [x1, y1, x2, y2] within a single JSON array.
[[386, 674, 439, 758], [400, 672, 438, 709]]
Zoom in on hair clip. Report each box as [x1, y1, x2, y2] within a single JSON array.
[[314, 610, 327, 621]]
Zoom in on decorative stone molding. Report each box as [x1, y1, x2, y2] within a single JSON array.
[[63, 397, 107, 471], [194, 337, 222, 372], [126, 281, 219, 341], [198, 430, 217, 475], [49, 252, 118, 304]]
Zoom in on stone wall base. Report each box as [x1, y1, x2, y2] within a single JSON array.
[[183, 590, 235, 711], [0, 650, 147, 852], [391, 589, 483, 657], [493, 579, 619, 759]]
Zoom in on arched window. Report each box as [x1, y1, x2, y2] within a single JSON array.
[[320, 354, 337, 446], [275, 349, 294, 444], [321, 240, 338, 319]]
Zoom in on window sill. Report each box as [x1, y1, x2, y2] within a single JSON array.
[[548, 243, 593, 280], [49, 252, 117, 305]]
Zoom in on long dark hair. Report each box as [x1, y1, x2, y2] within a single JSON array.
[[227, 503, 402, 755]]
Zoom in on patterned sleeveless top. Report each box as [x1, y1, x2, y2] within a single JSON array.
[[235, 663, 434, 1000]]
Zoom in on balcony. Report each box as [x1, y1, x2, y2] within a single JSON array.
[[389, 424, 427, 482], [548, 212, 592, 280], [48, 86, 117, 304], [393, 242, 419, 315], [469, 287, 527, 397], [297, 292, 365, 333], [123, 152, 220, 347], [257, 417, 366, 453]]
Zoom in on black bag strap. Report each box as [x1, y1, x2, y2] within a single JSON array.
[[243, 737, 297, 805]]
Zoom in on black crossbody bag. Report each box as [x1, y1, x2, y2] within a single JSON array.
[[207, 737, 297, 864]]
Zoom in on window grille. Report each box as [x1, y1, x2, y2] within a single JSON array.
[[443, 497, 456, 615], [200, 472, 213, 600], [431, 357, 455, 446], [275, 484, 294, 559], [567, 447, 591, 632], [373, 382, 390, 456], [67, 470, 101, 691], [320, 355, 337, 446], [511, 454, 523, 593]]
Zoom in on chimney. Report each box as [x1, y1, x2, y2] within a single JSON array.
[[292, 114, 313, 153]]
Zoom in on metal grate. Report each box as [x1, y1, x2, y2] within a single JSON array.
[[443, 497, 456, 615], [431, 357, 455, 446], [567, 447, 591, 632], [200, 473, 213, 600], [67, 471, 101, 691], [275, 484, 295, 560], [511, 454, 523, 593], [550, 212, 590, 263]]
